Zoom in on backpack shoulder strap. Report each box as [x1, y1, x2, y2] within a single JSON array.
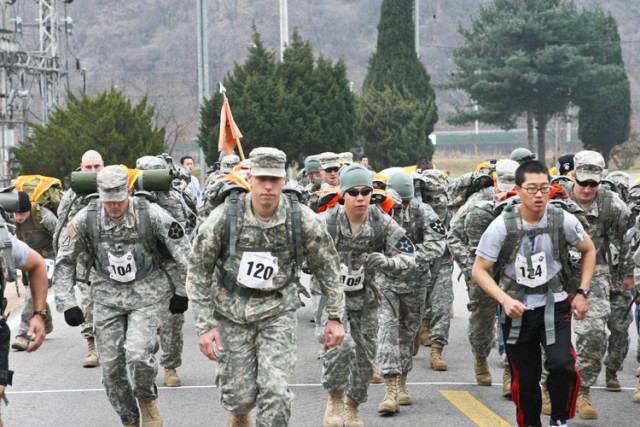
[[285, 193, 304, 268], [223, 189, 244, 257], [410, 198, 424, 243], [326, 206, 339, 242]]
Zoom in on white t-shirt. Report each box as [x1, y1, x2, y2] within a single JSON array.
[[476, 205, 585, 308], [10, 233, 30, 269]]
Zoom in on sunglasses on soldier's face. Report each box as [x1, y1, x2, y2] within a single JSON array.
[[345, 188, 373, 197], [576, 179, 600, 188], [324, 167, 340, 174]]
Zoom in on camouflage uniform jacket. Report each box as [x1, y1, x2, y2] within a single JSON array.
[[448, 187, 496, 280], [186, 193, 345, 333], [381, 200, 446, 291], [16, 205, 57, 258], [322, 205, 416, 310], [53, 197, 191, 312], [569, 184, 634, 277]]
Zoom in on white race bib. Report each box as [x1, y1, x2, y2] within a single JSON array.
[[340, 264, 364, 292], [607, 243, 619, 266], [108, 251, 137, 283], [237, 252, 279, 290], [44, 258, 55, 280], [515, 251, 547, 288]]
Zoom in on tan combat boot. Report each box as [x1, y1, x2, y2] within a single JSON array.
[[164, 368, 181, 387], [540, 385, 551, 415], [605, 368, 621, 392], [634, 378, 640, 403], [138, 399, 163, 427], [412, 330, 420, 356], [228, 412, 251, 427], [378, 374, 400, 414], [474, 356, 492, 386], [343, 396, 364, 427], [83, 337, 99, 368], [430, 342, 448, 371], [397, 372, 412, 405], [502, 365, 511, 398], [576, 386, 598, 420], [419, 319, 432, 346], [370, 367, 383, 384], [323, 390, 344, 427]]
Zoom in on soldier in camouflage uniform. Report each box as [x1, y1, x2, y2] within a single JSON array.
[[317, 164, 416, 427], [136, 156, 197, 388], [448, 159, 520, 393], [53, 165, 191, 427], [319, 152, 341, 189], [54, 149, 104, 367], [186, 147, 345, 427], [567, 151, 635, 420], [303, 156, 323, 193], [375, 173, 445, 416], [11, 191, 55, 350]]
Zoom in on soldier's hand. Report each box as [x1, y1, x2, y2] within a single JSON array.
[[571, 296, 589, 321], [366, 253, 392, 271], [502, 297, 528, 319], [621, 275, 635, 293], [199, 328, 223, 362], [323, 319, 345, 347], [64, 306, 85, 327], [26, 316, 45, 352], [169, 294, 189, 314]]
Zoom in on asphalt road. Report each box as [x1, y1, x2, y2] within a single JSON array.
[[3, 269, 639, 427]]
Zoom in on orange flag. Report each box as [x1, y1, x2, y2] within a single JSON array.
[[218, 98, 244, 157]]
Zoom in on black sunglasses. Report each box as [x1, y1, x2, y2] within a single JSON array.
[[345, 188, 373, 197], [324, 167, 340, 173], [576, 179, 600, 188]]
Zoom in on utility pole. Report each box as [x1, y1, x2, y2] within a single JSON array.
[[279, 0, 289, 62], [196, 0, 209, 181], [0, 0, 73, 184], [414, 0, 419, 58]]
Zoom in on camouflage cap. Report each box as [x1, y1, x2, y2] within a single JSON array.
[[319, 152, 340, 170], [574, 150, 605, 183], [97, 165, 129, 202], [136, 155, 167, 171], [495, 159, 519, 192], [220, 154, 241, 174], [249, 147, 286, 178], [339, 152, 353, 165], [605, 170, 630, 188]]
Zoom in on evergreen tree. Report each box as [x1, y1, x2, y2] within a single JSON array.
[[11, 87, 165, 180], [198, 27, 355, 166], [447, 0, 590, 163], [357, 0, 437, 169], [574, 9, 630, 163]]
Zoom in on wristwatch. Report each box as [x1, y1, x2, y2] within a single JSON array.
[[33, 309, 48, 321], [575, 288, 591, 299], [328, 316, 342, 323]]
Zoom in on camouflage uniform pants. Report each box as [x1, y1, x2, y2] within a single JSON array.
[[17, 285, 53, 336], [317, 291, 378, 403], [427, 261, 454, 345], [604, 290, 633, 372], [159, 312, 184, 369], [574, 274, 611, 387], [467, 279, 498, 358], [376, 287, 426, 376], [215, 310, 297, 427], [77, 269, 95, 340], [94, 300, 166, 426]]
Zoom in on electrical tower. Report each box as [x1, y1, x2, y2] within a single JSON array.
[[0, 0, 74, 184]]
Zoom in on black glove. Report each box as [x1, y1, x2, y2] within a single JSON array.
[[169, 294, 189, 314], [64, 306, 85, 327]]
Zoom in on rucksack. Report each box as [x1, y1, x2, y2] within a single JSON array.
[[447, 171, 494, 213], [15, 175, 63, 214]]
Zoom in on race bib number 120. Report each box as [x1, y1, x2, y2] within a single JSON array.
[[237, 252, 279, 290]]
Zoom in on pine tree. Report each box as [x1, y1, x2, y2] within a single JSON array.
[[11, 87, 165, 179], [357, 0, 437, 169]]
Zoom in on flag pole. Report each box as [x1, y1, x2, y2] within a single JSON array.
[[219, 83, 246, 160]]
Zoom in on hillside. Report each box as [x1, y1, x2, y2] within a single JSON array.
[[10, 0, 640, 149]]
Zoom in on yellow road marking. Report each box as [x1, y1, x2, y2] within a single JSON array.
[[440, 390, 512, 427]]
